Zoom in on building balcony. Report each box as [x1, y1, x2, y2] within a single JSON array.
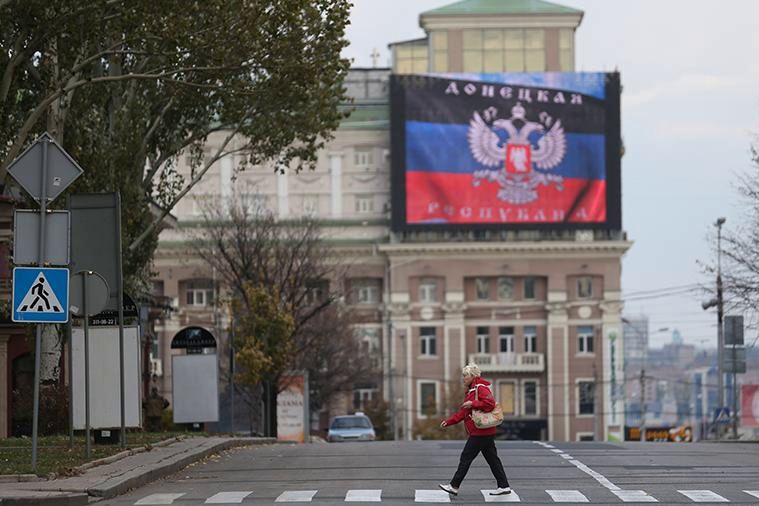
[[468, 352, 545, 373]]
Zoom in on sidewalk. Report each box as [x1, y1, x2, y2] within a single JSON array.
[[0, 436, 274, 505]]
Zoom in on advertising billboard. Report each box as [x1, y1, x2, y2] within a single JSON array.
[[742, 384, 759, 428], [391, 72, 621, 230]]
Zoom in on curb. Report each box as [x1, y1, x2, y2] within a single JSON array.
[[75, 436, 185, 473], [0, 493, 89, 506], [87, 438, 275, 499]]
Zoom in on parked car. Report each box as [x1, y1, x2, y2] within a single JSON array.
[[327, 413, 375, 442]]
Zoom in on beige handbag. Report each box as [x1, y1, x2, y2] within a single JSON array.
[[470, 384, 504, 429]]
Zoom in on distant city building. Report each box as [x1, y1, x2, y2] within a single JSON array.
[[623, 315, 648, 374]]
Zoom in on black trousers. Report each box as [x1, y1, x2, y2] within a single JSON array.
[[451, 435, 510, 489]]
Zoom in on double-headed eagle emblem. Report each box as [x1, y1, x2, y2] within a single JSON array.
[[468, 102, 567, 204]]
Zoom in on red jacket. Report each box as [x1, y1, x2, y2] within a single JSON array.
[[444, 377, 498, 436]]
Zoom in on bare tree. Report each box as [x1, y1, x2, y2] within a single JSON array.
[[707, 148, 759, 325], [191, 193, 377, 436]]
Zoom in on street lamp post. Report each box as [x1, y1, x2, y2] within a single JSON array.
[[716, 218, 726, 417]]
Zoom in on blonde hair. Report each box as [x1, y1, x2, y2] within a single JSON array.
[[462, 362, 481, 378]]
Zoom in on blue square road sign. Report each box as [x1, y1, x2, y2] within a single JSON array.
[[12, 267, 69, 323]]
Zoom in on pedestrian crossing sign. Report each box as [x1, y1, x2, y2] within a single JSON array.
[[12, 267, 69, 323]]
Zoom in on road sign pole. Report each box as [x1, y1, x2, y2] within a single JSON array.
[[68, 321, 74, 449], [31, 136, 49, 472], [83, 273, 91, 459], [116, 193, 126, 447]]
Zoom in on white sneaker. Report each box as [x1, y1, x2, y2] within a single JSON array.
[[489, 487, 512, 495], [439, 484, 459, 495]]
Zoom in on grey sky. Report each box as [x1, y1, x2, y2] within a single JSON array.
[[344, 0, 759, 348]]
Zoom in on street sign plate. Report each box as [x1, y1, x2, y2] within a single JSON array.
[[7, 133, 83, 203], [724, 315, 744, 345], [723, 345, 747, 374], [12, 267, 70, 323], [69, 271, 109, 317], [13, 210, 70, 265]]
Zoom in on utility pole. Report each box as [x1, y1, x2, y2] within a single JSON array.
[[639, 369, 646, 442]]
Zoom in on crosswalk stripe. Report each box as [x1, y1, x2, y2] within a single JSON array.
[[481, 489, 521, 502], [546, 490, 589, 502], [276, 491, 318, 502], [611, 490, 658, 502], [745, 491, 759, 499], [678, 490, 729, 502], [205, 492, 253, 504], [415, 490, 451, 502], [135, 494, 185, 505], [345, 490, 382, 502]]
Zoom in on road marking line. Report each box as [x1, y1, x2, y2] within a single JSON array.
[[205, 492, 253, 504], [135, 494, 185, 505], [611, 490, 658, 502], [345, 490, 382, 502], [560, 454, 573, 459], [481, 490, 521, 502], [550, 449, 564, 453], [678, 490, 729, 502], [415, 490, 451, 502], [546, 490, 589, 502], [745, 491, 759, 499], [567, 459, 620, 490], [276, 491, 318, 502]]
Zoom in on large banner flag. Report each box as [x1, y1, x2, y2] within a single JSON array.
[[390, 72, 621, 229]]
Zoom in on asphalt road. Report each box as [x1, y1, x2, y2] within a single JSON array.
[[100, 440, 759, 505]]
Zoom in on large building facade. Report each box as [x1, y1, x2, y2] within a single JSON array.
[[151, 0, 630, 441]]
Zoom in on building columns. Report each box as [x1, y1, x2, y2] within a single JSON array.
[[601, 293, 624, 442], [547, 291, 568, 441]]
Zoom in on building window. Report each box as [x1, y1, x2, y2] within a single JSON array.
[[420, 381, 437, 416], [578, 381, 595, 415], [151, 280, 165, 297], [394, 41, 428, 74], [499, 382, 515, 415], [302, 196, 318, 217], [524, 277, 536, 300], [355, 328, 381, 369], [524, 326, 537, 353], [499, 326, 515, 353], [418, 278, 438, 304], [353, 387, 377, 410], [578, 325, 594, 354], [524, 381, 537, 416], [355, 195, 374, 214], [475, 278, 490, 300], [420, 327, 437, 356], [305, 279, 328, 305], [577, 276, 593, 299], [497, 277, 514, 301], [354, 148, 374, 167], [476, 326, 490, 354], [430, 31, 448, 72], [185, 279, 214, 307], [559, 28, 574, 71], [524, 28, 546, 71], [351, 278, 381, 304], [461, 28, 545, 73]]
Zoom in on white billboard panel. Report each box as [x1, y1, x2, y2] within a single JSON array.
[[172, 354, 219, 423], [72, 326, 142, 429]]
